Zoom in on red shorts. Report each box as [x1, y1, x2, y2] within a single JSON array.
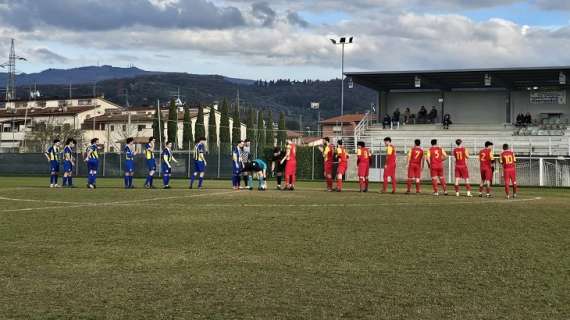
[[408, 165, 422, 179], [337, 165, 347, 175], [358, 165, 369, 177], [324, 162, 334, 175], [504, 169, 517, 184], [455, 166, 469, 179], [384, 164, 396, 178], [285, 162, 296, 175], [430, 167, 444, 178], [480, 167, 493, 181]]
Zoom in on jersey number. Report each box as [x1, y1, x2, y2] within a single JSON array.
[[504, 155, 514, 164], [456, 152, 463, 160], [414, 150, 421, 159]]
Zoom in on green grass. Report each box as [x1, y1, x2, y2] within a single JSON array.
[[0, 177, 568, 319]]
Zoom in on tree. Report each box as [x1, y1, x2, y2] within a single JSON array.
[[182, 106, 193, 150], [219, 99, 230, 144], [265, 110, 274, 146], [231, 105, 241, 144], [257, 109, 265, 146], [207, 106, 218, 146], [167, 99, 178, 147], [26, 122, 83, 152], [152, 109, 164, 146], [277, 112, 287, 146], [194, 105, 206, 142], [246, 107, 255, 141]]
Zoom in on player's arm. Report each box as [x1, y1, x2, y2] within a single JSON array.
[[407, 150, 412, 165], [280, 148, 290, 165], [464, 148, 470, 159], [442, 149, 448, 160], [44, 149, 51, 162], [163, 153, 172, 168], [84, 148, 92, 162], [425, 150, 431, 168]]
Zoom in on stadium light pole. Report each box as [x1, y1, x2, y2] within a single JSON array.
[[330, 36, 353, 136]]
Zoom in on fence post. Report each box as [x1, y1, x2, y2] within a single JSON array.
[[311, 145, 315, 180], [187, 144, 192, 179], [538, 158, 544, 187], [103, 152, 106, 177], [217, 144, 221, 179], [549, 137, 552, 156]]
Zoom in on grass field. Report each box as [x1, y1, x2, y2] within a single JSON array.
[[0, 177, 568, 319]]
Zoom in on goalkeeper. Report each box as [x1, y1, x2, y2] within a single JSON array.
[[241, 159, 268, 190]]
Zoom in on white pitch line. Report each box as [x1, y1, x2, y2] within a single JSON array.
[[0, 190, 237, 213], [0, 196, 79, 205]]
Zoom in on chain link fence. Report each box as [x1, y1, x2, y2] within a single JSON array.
[[0, 146, 568, 187]]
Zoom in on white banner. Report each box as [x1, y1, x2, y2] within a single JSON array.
[[530, 90, 566, 105]]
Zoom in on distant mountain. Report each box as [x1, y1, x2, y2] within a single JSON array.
[[7, 66, 376, 129]]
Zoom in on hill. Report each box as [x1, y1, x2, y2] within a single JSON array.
[[8, 67, 377, 128]]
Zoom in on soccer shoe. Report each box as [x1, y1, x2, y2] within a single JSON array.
[[467, 192, 473, 197], [506, 195, 511, 200], [513, 193, 517, 199], [486, 194, 492, 198], [443, 192, 448, 196], [163, 185, 171, 189], [87, 184, 95, 189], [363, 189, 368, 193], [479, 193, 484, 198], [54, 184, 60, 188], [290, 186, 295, 191], [276, 185, 282, 190], [455, 192, 460, 197], [50, 184, 54, 188], [405, 191, 411, 195], [433, 192, 439, 196]]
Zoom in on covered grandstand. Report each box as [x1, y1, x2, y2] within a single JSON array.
[[345, 66, 570, 156]]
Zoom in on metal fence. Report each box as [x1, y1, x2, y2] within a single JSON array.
[[0, 146, 569, 187]]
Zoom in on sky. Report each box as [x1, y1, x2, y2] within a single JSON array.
[[1, 0, 570, 80]]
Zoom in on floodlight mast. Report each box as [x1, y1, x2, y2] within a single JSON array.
[[1, 39, 27, 101], [330, 36, 353, 136]]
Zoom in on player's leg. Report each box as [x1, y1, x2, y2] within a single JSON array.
[[465, 177, 472, 196], [414, 166, 421, 193], [198, 171, 205, 189], [124, 170, 130, 188], [454, 175, 460, 196], [382, 169, 388, 193], [336, 170, 343, 192], [431, 172, 439, 195], [512, 171, 518, 197], [364, 167, 370, 192], [189, 168, 197, 188], [439, 169, 447, 194], [406, 167, 413, 193], [504, 172, 510, 198]]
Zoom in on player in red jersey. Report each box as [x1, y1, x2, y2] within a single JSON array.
[[453, 139, 473, 197], [499, 143, 518, 199], [318, 137, 335, 192], [335, 140, 349, 192], [406, 139, 424, 194], [426, 139, 448, 196], [280, 139, 297, 190], [478, 141, 495, 198], [356, 141, 371, 192], [382, 137, 397, 193]]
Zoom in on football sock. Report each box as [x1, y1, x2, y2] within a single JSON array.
[[248, 175, 253, 187], [454, 185, 459, 193], [392, 179, 397, 192], [466, 184, 472, 191], [479, 185, 484, 193], [365, 178, 369, 190], [190, 174, 196, 187], [198, 177, 203, 188], [326, 177, 333, 190], [486, 186, 491, 194], [415, 181, 421, 193], [68, 176, 73, 186], [513, 184, 518, 194], [276, 175, 282, 186], [163, 175, 169, 186], [337, 178, 343, 191], [259, 176, 264, 189], [432, 180, 438, 193], [124, 175, 129, 187], [383, 179, 388, 192], [440, 178, 447, 192], [406, 179, 412, 192]]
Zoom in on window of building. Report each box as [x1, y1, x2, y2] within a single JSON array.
[[138, 125, 146, 131], [58, 100, 69, 107], [78, 99, 92, 106], [110, 125, 115, 131], [122, 125, 127, 132]]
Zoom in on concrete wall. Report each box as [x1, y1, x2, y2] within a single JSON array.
[[511, 89, 570, 122], [386, 90, 507, 124]]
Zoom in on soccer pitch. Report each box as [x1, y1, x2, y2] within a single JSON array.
[[0, 177, 568, 319]]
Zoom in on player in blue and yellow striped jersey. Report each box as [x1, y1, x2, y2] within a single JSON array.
[[44, 139, 62, 188], [190, 137, 207, 189], [161, 141, 177, 189], [124, 137, 136, 189], [84, 138, 100, 189], [144, 137, 157, 189], [62, 138, 76, 188], [231, 140, 244, 190]]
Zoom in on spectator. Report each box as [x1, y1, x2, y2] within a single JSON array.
[[525, 112, 532, 125], [403, 108, 411, 124], [428, 106, 438, 123], [443, 114, 452, 129], [418, 106, 428, 123], [383, 113, 392, 129], [516, 113, 523, 127], [392, 108, 401, 129]]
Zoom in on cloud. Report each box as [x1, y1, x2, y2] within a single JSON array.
[[0, 0, 246, 31], [251, 2, 277, 27], [31, 48, 69, 63], [286, 11, 309, 28], [532, 0, 570, 10]]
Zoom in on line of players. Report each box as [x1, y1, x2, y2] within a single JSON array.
[[317, 136, 518, 199], [44, 134, 518, 199], [44, 136, 208, 189]]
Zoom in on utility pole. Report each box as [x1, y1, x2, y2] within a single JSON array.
[[330, 37, 353, 136], [1, 39, 27, 101]]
